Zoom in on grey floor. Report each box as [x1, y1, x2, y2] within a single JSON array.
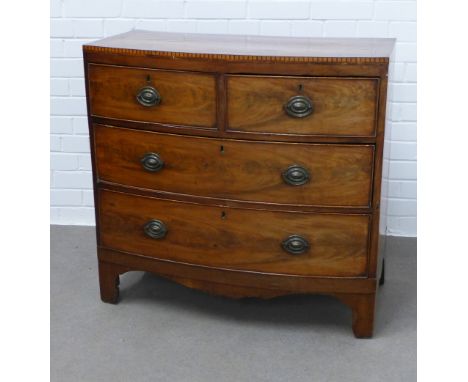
[[51, 226, 416, 382]]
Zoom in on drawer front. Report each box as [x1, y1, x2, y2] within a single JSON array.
[[227, 75, 378, 137], [88, 64, 217, 128], [94, 125, 374, 207], [99, 190, 370, 277]]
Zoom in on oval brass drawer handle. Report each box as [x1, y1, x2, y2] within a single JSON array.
[[136, 86, 161, 107], [144, 219, 168, 239], [284, 95, 314, 118], [281, 235, 310, 255], [282, 164, 310, 186], [141, 152, 164, 172]]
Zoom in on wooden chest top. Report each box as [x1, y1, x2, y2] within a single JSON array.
[[84, 30, 395, 63]]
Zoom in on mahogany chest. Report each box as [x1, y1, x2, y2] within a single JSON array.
[[83, 31, 394, 338]]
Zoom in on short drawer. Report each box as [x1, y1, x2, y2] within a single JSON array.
[[94, 125, 374, 208], [88, 64, 217, 128], [227, 75, 379, 137], [99, 190, 370, 277]]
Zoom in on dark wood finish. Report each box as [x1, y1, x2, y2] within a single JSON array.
[[98, 189, 370, 277], [375, 68, 393, 281], [98, 260, 129, 303], [379, 258, 385, 286], [334, 293, 376, 338], [159, 276, 296, 299], [88, 64, 217, 128], [83, 31, 394, 337], [227, 75, 378, 137], [85, 30, 395, 61], [99, 181, 374, 215], [368, 75, 390, 278], [94, 124, 374, 208], [98, 247, 379, 336], [91, 115, 381, 145], [85, 50, 388, 77], [98, 247, 377, 295]]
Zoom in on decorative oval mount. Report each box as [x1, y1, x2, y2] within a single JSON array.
[[143, 219, 168, 239], [141, 152, 164, 172], [136, 86, 161, 107], [284, 95, 314, 118], [282, 165, 310, 186], [281, 235, 310, 255]]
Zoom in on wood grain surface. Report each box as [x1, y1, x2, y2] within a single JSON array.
[[94, 124, 374, 207], [88, 64, 217, 128], [227, 75, 378, 137], [84, 30, 395, 62], [83, 31, 394, 336], [98, 189, 370, 277], [98, 247, 378, 295]]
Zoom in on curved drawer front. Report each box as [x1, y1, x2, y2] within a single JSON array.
[[227, 75, 378, 137], [94, 125, 374, 208], [99, 190, 370, 277], [88, 64, 217, 128]]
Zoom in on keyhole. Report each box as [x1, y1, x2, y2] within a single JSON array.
[[221, 211, 227, 219], [220, 145, 224, 154], [146, 75, 151, 83], [298, 84, 303, 92]]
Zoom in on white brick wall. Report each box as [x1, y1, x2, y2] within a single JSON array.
[[50, 0, 417, 236]]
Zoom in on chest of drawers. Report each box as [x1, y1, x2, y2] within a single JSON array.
[[83, 31, 394, 338]]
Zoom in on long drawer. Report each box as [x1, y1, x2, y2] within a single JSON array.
[[94, 125, 374, 208], [88, 64, 217, 128], [99, 190, 370, 277], [227, 75, 379, 137]]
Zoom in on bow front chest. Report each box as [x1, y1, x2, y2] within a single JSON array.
[[83, 31, 394, 338]]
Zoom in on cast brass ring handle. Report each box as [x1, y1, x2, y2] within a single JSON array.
[[282, 165, 310, 186], [141, 152, 164, 172], [144, 219, 167, 239], [136, 86, 161, 107], [281, 235, 310, 255], [284, 95, 314, 118]]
